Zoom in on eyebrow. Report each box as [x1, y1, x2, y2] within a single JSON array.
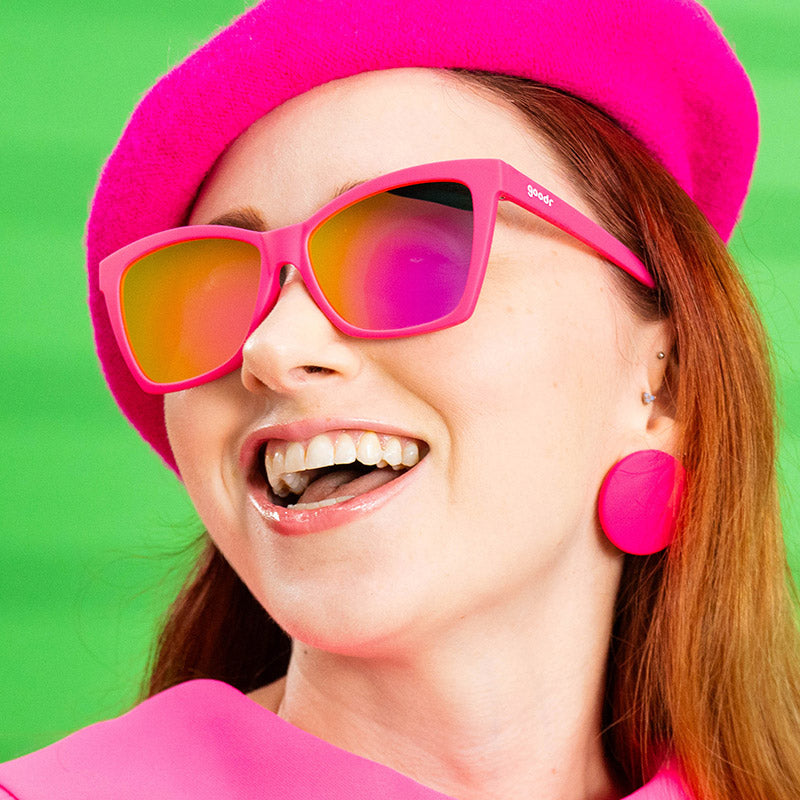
[[332, 177, 370, 197], [203, 179, 369, 233], [207, 206, 268, 231]]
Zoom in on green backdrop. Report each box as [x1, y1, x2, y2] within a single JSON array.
[[2, 0, 798, 761]]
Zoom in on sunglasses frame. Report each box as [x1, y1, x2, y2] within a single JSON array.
[[99, 158, 654, 394]]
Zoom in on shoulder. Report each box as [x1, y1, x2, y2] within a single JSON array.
[[0, 680, 453, 799], [0, 680, 251, 799]]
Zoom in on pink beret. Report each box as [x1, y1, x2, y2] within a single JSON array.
[[87, 0, 759, 472]]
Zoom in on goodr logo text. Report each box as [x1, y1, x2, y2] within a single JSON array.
[[527, 184, 554, 207]]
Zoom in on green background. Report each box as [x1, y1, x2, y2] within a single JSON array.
[[2, 0, 799, 761]]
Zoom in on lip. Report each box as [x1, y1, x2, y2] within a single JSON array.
[[241, 418, 429, 536]]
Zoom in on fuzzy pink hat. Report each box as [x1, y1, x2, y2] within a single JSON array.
[[87, 0, 759, 472]]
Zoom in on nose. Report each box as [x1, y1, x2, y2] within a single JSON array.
[[240, 265, 362, 394]]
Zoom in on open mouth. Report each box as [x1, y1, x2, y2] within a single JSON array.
[[253, 430, 429, 511]]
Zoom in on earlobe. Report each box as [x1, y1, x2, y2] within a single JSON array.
[[643, 340, 680, 453], [645, 408, 681, 457]]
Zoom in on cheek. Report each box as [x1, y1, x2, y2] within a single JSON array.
[[392, 250, 634, 519], [163, 381, 251, 531], [164, 391, 220, 482], [409, 255, 625, 419]]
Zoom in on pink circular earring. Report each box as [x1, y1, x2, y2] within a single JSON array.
[[598, 450, 686, 555]]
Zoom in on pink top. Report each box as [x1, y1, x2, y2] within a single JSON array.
[[0, 679, 692, 799]]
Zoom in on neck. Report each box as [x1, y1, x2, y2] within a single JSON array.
[[268, 552, 624, 800]]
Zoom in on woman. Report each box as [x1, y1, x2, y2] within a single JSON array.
[[2, 0, 799, 798]]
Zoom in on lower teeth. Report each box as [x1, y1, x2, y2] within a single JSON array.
[[286, 495, 355, 510]]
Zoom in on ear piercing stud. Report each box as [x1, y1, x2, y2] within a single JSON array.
[[644, 353, 666, 401], [643, 353, 666, 402]]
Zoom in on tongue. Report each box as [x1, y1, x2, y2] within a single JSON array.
[[296, 466, 401, 505]]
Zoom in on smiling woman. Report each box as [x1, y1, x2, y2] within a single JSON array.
[[165, 71, 673, 689], [2, 1, 800, 799]]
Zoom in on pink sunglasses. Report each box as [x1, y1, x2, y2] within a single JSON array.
[[99, 158, 653, 393]]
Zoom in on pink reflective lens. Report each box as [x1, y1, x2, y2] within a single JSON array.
[[308, 181, 474, 329], [120, 238, 261, 384]]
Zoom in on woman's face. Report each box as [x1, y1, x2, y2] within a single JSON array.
[[166, 69, 670, 656]]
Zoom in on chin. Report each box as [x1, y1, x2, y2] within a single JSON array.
[[263, 579, 437, 660]]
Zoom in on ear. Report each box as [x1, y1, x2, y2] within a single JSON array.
[[634, 319, 681, 457], [597, 320, 684, 556]]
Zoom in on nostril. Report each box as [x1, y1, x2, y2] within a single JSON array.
[[239, 262, 362, 393], [278, 263, 296, 287]]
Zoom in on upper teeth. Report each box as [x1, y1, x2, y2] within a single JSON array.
[[264, 431, 422, 498]]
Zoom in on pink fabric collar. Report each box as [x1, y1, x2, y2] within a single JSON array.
[[1, 679, 692, 799]]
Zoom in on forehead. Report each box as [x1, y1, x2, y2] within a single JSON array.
[[189, 68, 587, 227]]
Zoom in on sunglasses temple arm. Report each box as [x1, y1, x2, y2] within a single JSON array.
[[498, 163, 655, 288]]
